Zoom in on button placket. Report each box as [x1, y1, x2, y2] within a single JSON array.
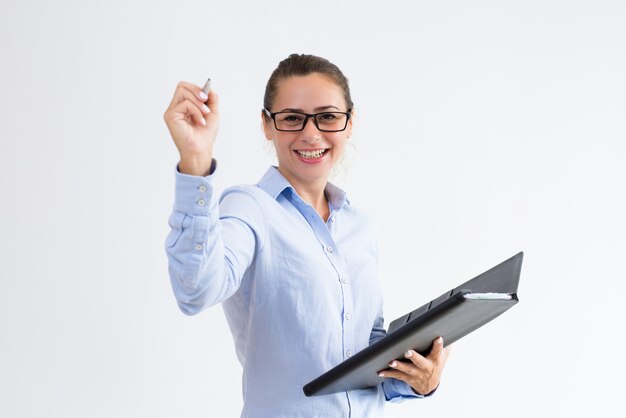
[[292, 195, 355, 369], [339, 269, 355, 362]]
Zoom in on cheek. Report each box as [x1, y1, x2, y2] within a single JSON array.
[[330, 136, 348, 152], [273, 136, 295, 155]]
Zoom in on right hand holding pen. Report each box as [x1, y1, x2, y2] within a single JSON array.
[[163, 81, 219, 176]]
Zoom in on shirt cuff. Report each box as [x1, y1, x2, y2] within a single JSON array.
[[173, 159, 218, 216], [384, 378, 438, 402]]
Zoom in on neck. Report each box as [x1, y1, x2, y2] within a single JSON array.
[[278, 168, 330, 222]]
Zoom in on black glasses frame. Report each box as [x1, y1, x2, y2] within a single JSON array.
[[263, 108, 352, 132]]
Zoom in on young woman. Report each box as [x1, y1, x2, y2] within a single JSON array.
[[164, 54, 449, 417]]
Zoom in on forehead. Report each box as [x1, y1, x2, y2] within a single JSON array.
[[273, 73, 346, 111]]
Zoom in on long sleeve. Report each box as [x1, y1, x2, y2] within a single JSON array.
[[369, 315, 424, 402], [164, 166, 265, 315]]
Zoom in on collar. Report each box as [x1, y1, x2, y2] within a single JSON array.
[[256, 166, 350, 211]]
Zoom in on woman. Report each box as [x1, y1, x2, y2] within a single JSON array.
[[164, 54, 449, 417]]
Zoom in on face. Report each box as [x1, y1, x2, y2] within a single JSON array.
[[262, 73, 353, 189]]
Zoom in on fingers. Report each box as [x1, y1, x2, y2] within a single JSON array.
[[377, 367, 408, 382], [167, 98, 207, 127], [164, 80, 221, 129], [165, 81, 218, 126], [403, 349, 429, 370], [377, 361, 423, 392], [384, 359, 417, 377], [178, 88, 212, 114], [169, 82, 212, 114], [378, 337, 448, 377], [378, 337, 450, 396], [171, 81, 208, 103]]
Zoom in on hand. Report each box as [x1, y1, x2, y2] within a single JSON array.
[[163, 81, 220, 175], [378, 336, 450, 395]]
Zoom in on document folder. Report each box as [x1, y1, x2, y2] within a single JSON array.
[[303, 252, 523, 397]]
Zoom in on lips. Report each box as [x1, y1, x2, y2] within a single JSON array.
[[295, 149, 329, 159]]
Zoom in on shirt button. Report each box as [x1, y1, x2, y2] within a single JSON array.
[[197, 199, 206, 206], [340, 276, 347, 284], [330, 216, 335, 223], [194, 244, 203, 251], [326, 246, 334, 253], [197, 185, 207, 193], [345, 313, 352, 321], [346, 349, 352, 357], [347, 390, 352, 396]]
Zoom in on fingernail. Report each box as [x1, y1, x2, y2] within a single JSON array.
[[378, 372, 385, 377], [389, 361, 397, 368], [404, 350, 413, 358], [198, 91, 208, 101], [200, 118, 206, 126], [438, 337, 444, 344], [202, 104, 210, 113]]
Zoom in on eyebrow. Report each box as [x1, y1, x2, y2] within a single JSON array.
[[279, 105, 342, 112]]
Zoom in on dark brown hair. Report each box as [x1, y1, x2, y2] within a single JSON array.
[[263, 53, 354, 113]]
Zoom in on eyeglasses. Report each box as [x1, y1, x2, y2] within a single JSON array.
[[263, 108, 352, 132]]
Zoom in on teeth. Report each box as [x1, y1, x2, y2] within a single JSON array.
[[297, 149, 326, 159]]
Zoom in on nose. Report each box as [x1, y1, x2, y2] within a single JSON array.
[[301, 116, 322, 143]]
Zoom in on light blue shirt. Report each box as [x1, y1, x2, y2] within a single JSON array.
[[165, 165, 421, 418]]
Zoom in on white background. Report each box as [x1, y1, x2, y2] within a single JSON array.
[[1, 1, 625, 417]]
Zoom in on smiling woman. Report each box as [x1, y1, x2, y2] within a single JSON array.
[[261, 72, 353, 220], [162, 53, 449, 418]]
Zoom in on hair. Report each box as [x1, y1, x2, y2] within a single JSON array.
[[263, 53, 354, 112]]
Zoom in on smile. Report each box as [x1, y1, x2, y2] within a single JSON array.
[[295, 149, 329, 159]]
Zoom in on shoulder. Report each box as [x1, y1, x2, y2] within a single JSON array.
[[340, 202, 380, 244], [343, 200, 377, 227], [219, 183, 267, 203], [337, 202, 381, 264], [218, 184, 271, 235]]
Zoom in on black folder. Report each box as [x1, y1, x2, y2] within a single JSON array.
[[303, 252, 523, 397]]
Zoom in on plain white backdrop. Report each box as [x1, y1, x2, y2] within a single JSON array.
[[1, 1, 625, 417]]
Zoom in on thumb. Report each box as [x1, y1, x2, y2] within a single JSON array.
[[206, 90, 220, 114]]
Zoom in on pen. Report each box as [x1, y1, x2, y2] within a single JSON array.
[[202, 78, 211, 99]]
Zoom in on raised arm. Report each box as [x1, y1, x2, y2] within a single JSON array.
[[163, 81, 263, 315]]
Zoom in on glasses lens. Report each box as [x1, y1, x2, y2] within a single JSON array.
[[275, 113, 306, 131], [315, 112, 348, 132]]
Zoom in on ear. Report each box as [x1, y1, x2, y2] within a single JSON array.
[[261, 111, 273, 141]]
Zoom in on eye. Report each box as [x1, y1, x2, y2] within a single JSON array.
[[278, 113, 304, 122], [318, 112, 338, 121]]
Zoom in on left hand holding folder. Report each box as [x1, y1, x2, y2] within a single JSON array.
[[379, 336, 450, 396]]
